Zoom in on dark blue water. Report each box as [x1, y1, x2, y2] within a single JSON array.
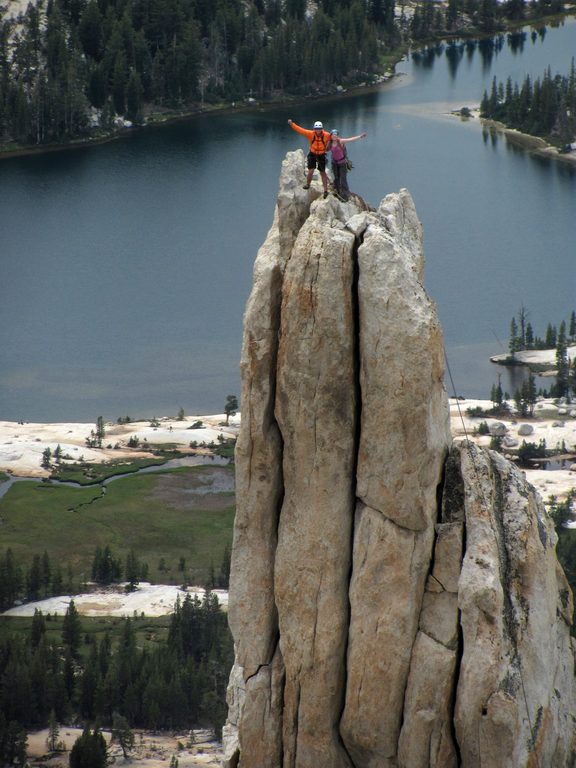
[[1, 19, 575, 421]]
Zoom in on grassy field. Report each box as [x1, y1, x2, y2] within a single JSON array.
[[49, 454, 185, 485], [0, 465, 235, 585], [0, 613, 172, 655]]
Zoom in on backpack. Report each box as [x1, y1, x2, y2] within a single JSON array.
[[342, 143, 353, 171], [311, 132, 327, 153]]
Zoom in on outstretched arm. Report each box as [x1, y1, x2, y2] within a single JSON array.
[[341, 132, 367, 144], [287, 119, 311, 137]]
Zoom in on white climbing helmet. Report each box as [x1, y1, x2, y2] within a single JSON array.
[[314, 121, 323, 129]]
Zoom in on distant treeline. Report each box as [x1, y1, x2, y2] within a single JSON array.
[[2, 0, 569, 149], [508, 308, 576, 399], [0, 545, 231, 613], [0, 547, 144, 612], [0, 0, 396, 147], [509, 309, 576, 354], [0, 593, 232, 765], [480, 59, 576, 144], [410, 0, 564, 40], [0, 549, 70, 613]]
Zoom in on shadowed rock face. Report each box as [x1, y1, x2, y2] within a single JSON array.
[[223, 151, 576, 768]]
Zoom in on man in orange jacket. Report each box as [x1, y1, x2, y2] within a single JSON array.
[[288, 119, 331, 198]]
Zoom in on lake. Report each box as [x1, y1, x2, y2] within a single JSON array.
[[1, 18, 575, 422]]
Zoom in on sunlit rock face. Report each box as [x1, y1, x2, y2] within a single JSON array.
[[223, 151, 576, 768]]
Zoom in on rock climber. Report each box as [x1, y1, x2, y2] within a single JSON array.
[[287, 118, 331, 198], [327, 128, 367, 202]]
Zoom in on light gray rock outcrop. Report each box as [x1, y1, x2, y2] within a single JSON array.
[[224, 151, 576, 768], [454, 444, 575, 768]]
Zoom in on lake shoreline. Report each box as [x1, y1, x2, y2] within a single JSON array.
[[3, 11, 575, 163], [4, 100, 574, 168], [490, 345, 576, 372], [6, 94, 575, 171], [5, 76, 575, 169], [0, 74, 397, 162], [480, 117, 576, 167]]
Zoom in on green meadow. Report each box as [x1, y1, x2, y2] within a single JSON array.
[[0, 464, 235, 585], [0, 613, 172, 655]]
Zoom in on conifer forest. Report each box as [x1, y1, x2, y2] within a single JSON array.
[[481, 59, 576, 146], [0, 0, 568, 148]]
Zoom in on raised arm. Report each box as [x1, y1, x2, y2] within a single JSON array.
[[287, 119, 312, 139], [341, 132, 367, 144]]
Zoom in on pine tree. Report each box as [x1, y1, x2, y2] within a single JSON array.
[[224, 395, 238, 425], [517, 305, 528, 350], [52, 564, 64, 595], [125, 69, 143, 122], [111, 713, 134, 759], [80, 645, 99, 719], [79, 0, 104, 59], [41, 550, 52, 596], [62, 599, 82, 657], [96, 416, 106, 448], [69, 727, 108, 768], [490, 380, 503, 409], [42, 447, 52, 469], [63, 648, 75, 699], [523, 373, 537, 416], [46, 709, 60, 752], [525, 322, 534, 349], [555, 320, 569, 397], [31, 609, 47, 648], [509, 317, 520, 357], [217, 543, 231, 589], [0, 549, 22, 611], [0, 715, 28, 768], [98, 633, 112, 677], [545, 323, 557, 348], [92, 545, 122, 584], [27, 554, 43, 601], [124, 549, 140, 591], [514, 387, 528, 417]]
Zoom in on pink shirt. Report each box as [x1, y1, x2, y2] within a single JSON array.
[[331, 142, 346, 164]]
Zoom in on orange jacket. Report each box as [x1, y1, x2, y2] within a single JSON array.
[[290, 122, 331, 155]]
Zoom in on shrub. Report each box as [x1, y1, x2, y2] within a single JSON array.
[[466, 406, 487, 417], [489, 436, 503, 451], [517, 439, 547, 466]]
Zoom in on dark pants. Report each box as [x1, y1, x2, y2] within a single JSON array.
[[307, 152, 326, 172], [332, 162, 349, 201]]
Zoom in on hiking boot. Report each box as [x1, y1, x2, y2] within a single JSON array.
[[302, 184, 310, 190], [323, 190, 328, 199]]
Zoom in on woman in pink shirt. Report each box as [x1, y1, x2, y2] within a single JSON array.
[[327, 129, 367, 202]]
